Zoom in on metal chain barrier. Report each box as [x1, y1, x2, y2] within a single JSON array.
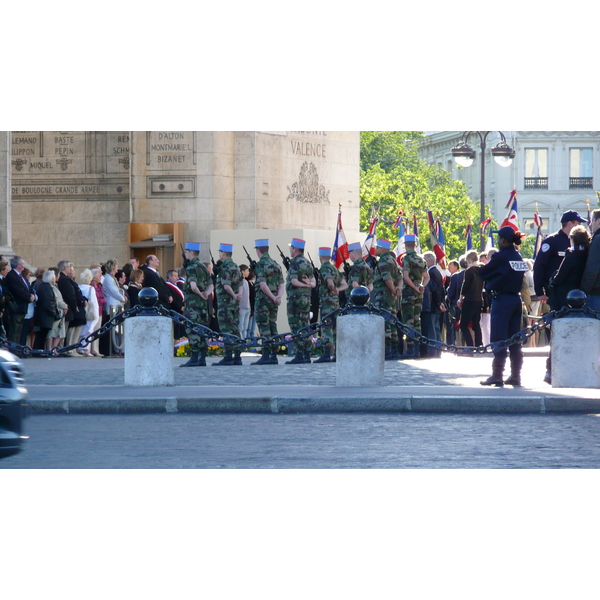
[[2, 300, 599, 359]]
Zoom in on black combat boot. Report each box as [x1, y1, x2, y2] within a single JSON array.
[[251, 350, 272, 365], [232, 350, 242, 365], [480, 358, 505, 387], [286, 352, 306, 364], [399, 344, 418, 360], [198, 350, 207, 366], [268, 348, 279, 364], [213, 350, 234, 366], [180, 352, 202, 367], [303, 352, 313, 363], [314, 350, 332, 363]]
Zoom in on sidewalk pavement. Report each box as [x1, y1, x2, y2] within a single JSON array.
[[19, 346, 600, 415]]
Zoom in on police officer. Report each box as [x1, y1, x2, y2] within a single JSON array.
[[478, 226, 528, 387], [347, 242, 373, 291], [213, 243, 244, 366], [314, 247, 348, 363], [399, 234, 429, 359], [285, 238, 316, 364], [180, 242, 214, 367], [251, 238, 284, 365], [372, 238, 402, 360], [533, 210, 587, 383]]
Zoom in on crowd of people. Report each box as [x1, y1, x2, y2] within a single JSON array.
[[2, 207, 599, 381]]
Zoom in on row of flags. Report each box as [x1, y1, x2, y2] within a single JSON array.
[[331, 189, 596, 268]]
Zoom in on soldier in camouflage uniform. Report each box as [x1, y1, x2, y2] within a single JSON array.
[[251, 238, 284, 365], [180, 242, 214, 367], [314, 247, 348, 363], [399, 235, 429, 359], [372, 238, 402, 360], [213, 243, 244, 366], [285, 238, 316, 364], [347, 242, 373, 291]]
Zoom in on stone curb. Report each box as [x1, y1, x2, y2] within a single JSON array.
[[26, 394, 600, 415]]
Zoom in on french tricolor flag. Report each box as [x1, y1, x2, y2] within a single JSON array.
[[501, 189, 519, 231], [362, 216, 378, 258], [331, 208, 349, 268]]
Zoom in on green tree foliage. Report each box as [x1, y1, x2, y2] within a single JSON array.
[[360, 131, 483, 260]]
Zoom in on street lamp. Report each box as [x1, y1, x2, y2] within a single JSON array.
[[451, 131, 515, 250]]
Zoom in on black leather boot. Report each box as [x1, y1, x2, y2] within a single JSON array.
[[251, 350, 272, 365], [213, 350, 234, 366], [232, 350, 242, 365], [268, 348, 279, 364], [286, 352, 306, 364], [314, 349, 332, 363], [180, 352, 201, 367], [480, 357, 505, 387]]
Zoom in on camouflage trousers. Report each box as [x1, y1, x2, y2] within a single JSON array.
[[287, 292, 312, 354], [255, 298, 279, 340], [319, 299, 339, 352], [401, 294, 423, 348], [217, 301, 242, 352], [184, 304, 209, 354], [373, 288, 398, 344]]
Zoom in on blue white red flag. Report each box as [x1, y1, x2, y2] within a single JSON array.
[[500, 189, 519, 231], [393, 216, 406, 264], [331, 208, 349, 268], [465, 223, 473, 252], [427, 210, 446, 265], [393, 210, 403, 229], [362, 216, 378, 258]]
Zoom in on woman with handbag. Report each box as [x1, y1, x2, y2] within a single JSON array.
[[33, 270, 60, 350], [77, 269, 100, 356]]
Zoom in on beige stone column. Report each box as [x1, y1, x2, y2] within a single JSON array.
[[0, 131, 12, 256]]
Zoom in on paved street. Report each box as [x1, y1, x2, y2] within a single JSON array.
[[4, 412, 600, 468]]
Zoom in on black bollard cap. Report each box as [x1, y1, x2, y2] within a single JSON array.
[[350, 286, 370, 306], [138, 287, 159, 307], [566, 289, 586, 309]]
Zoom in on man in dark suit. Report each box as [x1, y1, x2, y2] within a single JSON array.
[[140, 255, 172, 307], [4, 256, 35, 344]]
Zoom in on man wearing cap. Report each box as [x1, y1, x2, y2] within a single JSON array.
[[580, 209, 600, 313], [180, 243, 213, 367], [347, 242, 373, 291], [314, 247, 348, 363], [251, 239, 285, 365], [372, 238, 402, 360], [286, 238, 316, 364], [533, 209, 587, 383], [213, 243, 244, 366], [399, 234, 429, 359]]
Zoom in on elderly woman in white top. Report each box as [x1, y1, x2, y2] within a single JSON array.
[[77, 268, 100, 356], [102, 259, 126, 315]]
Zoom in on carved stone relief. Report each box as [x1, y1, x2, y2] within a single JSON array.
[[286, 161, 330, 204]]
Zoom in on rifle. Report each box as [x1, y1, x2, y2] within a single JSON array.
[[341, 256, 351, 281], [242, 245, 257, 271], [276, 245, 291, 272], [307, 253, 324, 287], [209, 250, 221, 276], [180, 243, 189, 269]]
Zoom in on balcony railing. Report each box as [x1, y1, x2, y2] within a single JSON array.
[[570, 177, 593, 189], [524, 177, 548, 189]]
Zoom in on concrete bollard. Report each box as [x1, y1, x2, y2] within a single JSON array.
[[124, 316, 174, 386], [551, 317, 600, 388], [336, 313, 385, 386]]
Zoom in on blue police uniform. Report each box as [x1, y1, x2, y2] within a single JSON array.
[[478, 241, 527, 386], [532, 229, 570, 307]]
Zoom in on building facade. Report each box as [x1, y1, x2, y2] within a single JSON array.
[[4, 131, 360, 272], [419, 131, 600, 236]]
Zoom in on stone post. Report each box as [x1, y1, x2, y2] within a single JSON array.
[[124, 316, 174, 386], [0, 131, 12, 256], [551, 317, 600, 388], [336, 313, 385, 386]]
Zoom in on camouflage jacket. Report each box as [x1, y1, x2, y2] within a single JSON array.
[[373, 251, 400, 291], [286, 254, 313, 296], [402, 250, 427, 288], [348, 257, 373, 288], [319, 261, 342, 300], [184, 257, 211, 308], [216, 258, 242, 305], [254, 253, 284, 304]]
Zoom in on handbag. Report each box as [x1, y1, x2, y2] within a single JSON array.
[[85, 289, 97, 321]]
